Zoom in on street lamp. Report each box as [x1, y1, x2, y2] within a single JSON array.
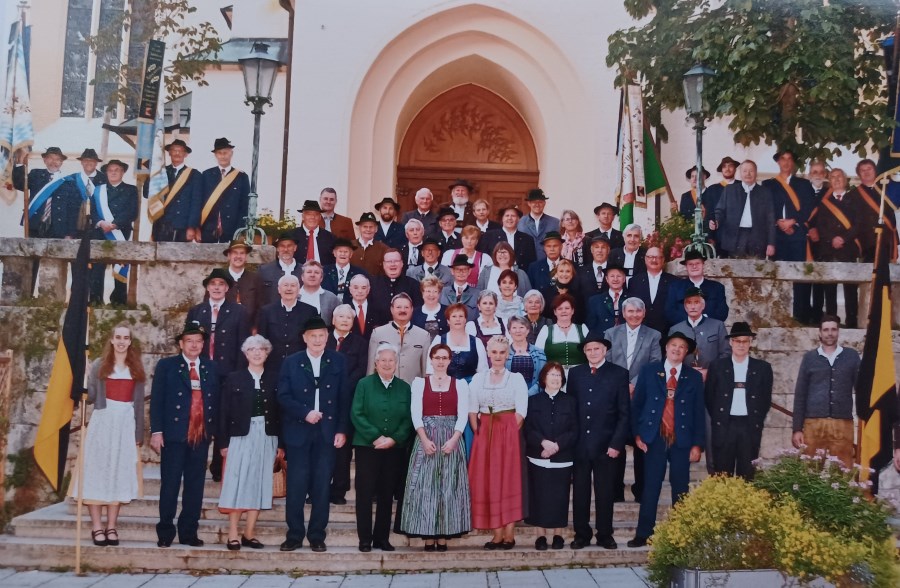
[[682, 62, 717, 259], [235, 41, 282, 245]]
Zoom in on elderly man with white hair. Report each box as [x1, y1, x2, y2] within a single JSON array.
[[300, 261, 340, 326], [401, 187, 437, 235], [351, 343, 414, 552], [399, 218, 427, 269], [256, 273, 318, 374], [609, 223, 646, 279]]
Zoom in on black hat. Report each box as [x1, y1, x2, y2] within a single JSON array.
[[449, 254, 474, 268], [374, 197, 400, 211], [590, 234, 611, 246], [605, 262, 627, 275], [593, 202, 619, 215], [436, 206, 458, 220], [526, 188, 548, 201], [101, 159, 129, 173], [41, 147, 67, 160], [421, 237, 442, 251], [685, 167, 711, 180], [300, 315, 329, 334], [727, 321, 757, 339], [212, 137, 235, 151], [683, 286, 705, 300], [76, 148, 102, 162], [333, 237, 357, 250], [355, 212, 378, 225], [177, 320, 207, 341], [223, 239, 253, 256], [580, 332, 612, 352], [773, 148, 797, 162], [662, 331, 696, 354], [496, 204, 523, 218], [716, 156, 740, 172], [165, 139, 192, 154], [202, 268, 235, 288], [298, 200, 323, 214], [541, 230, 563, 244], [448, 178, 474, 191], [679, 249, 708, 264], [274, 231, 298, 246]]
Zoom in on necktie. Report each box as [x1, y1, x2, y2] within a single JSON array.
[[591, 366, 596, 375], [661, 367, 677, 445], [338, 267, 346, 286], [42, 198, 52, 223], [550, 260, 557, 280], [324, 215, 332, 231], [221, 168, 227, 179], [396, 323, 406, 347], [427, 266, 434, 274], [86, 177, 94, 197], [456, 286, 464, 302], [337, 336, 344, 351], [306, 229, 316, 261], [596, 266, 604, 287], [209, 305, 219, 359], [357, 304, 366, 334], [187, 362, 206, 446], [410, 246, 418, 265]]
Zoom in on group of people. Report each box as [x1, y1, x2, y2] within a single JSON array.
[[47, 140, 900, 553]]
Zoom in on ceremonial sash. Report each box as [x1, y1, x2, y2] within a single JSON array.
[[200, 168, 240, 226], [26, 175, 66, 218], [820, 193, 852, 232], [719, 180, 728, 187], [147, 166, 193, 223], [774, 176, 801, 212], [858, 186, 898, 225], [92, 184, 129, 282]]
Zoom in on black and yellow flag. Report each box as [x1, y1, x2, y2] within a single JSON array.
[[856, 226, 899, 493], [33, 234, 90, 491]]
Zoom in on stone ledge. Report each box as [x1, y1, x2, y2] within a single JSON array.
[[0, 237, 275, 264]]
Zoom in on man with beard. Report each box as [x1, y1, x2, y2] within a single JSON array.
[[442, 179, 477, 228], [374, 197, 406, 249]]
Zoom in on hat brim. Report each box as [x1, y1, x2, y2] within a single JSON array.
[[77, 156, 102, 162], [42, 152, 67, 160], [727, 331, 757, 339], [663, 332, 696, 354], [166, 144, 193, 154], [223, 243, 253, 256], [593, 203, 619, 215], [176, 329, 208, 342], [101, 161, 129, 173]]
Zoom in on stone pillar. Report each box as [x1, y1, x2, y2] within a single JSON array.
[[0, 256, 34, 303], [35, 259, 68, 302]]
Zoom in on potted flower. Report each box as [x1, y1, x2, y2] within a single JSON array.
[[643, 214, 693, 262], [648, 451, 899, 587], [256, 208, 297, 241]]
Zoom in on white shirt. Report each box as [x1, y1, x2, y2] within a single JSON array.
[[503, 228, 516, 246], [208, 299, 224, 328], [281, 300, 298, 312], [623, 249, 638, 269], [300, 287, 324, 312], [452, 203, 467, 218], [626, 325, 640, 368], [322, 213, 334, 231], [647, 271, 661, 302], [228, 268, 244, 281], [308, 351, 323, 411], [816, 345, 844, 366], [353, 300, 368, 316], [687, 316, 703, 329], [730, 356, 749, 416], [410, 377, 469, 432], [739, 182, 754, 228], [530, 213, 543, 231], [278, 259, 297, 275], [379, 220, 394, 235], [592, 261, 606, 282], [534, 323, 583, 351], [475, 220, 490, 232], [407, 242, 421, 265], [359, 239, 374, 249]]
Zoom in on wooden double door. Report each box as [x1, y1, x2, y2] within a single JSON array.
[[396, 84, 539, 216]]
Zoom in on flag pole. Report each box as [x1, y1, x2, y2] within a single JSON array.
[[73, 307, 91, 575], [16, 4, 29, 238]]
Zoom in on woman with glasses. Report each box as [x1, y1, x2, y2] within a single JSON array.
[[560, 209, 588, 269], [400, 344, 471, 551]]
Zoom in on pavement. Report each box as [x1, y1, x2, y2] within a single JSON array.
[[0, 567, 653, 587]]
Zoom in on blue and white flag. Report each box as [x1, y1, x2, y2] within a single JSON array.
[[147, 105, 168, 202], [0, 21, 33, 184]]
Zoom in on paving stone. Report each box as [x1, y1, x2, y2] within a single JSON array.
[[139, 574, 200, 588], [191, 575, 248, 587], [439, 572, 489, 588], [242, 574, 294, 588], [4, 570, 66, 587], [496, 571, 548, 588], [290, 577, 343, 587], [91, 574, 158, 588], [389, 573, 441, 587], [542, 569, 597, 588], [587, 567, 650, 587], [340, 575, 392, 588], [40, 574, 106, 587]]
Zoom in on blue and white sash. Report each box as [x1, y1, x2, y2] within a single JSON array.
[[92, 184, 129, 282], [26, 174, 66, 219]]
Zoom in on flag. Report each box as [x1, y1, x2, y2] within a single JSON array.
[[856, 226, 898, 493], [614, 85, 672, 229], [33, 234, 90, 491], [147, 106, 168, 200], [0, 20, 34, 184]]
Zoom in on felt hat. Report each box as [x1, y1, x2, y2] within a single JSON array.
[[298, 200, 323, 214], [165, 139, 192, 154], [76, 148, 102, 162], [436, 206, 458, 220], [448, 179, 474, 191], [593, 202, 619, 215], [449, 254, 474, 268], [355, 212, 378, 225], [526, 188, 549, 201], [274, 231, 298, 246], [685, 166, 711, 180], [679, 249, 708, 264], [300, 315, 329, 334], [177, 320, 208, 341], [41, 147, 67, 160], [662, 331, 696, 354], [541, 231, 563, 244], [202, 268, 235, 288], [374, 197, 400, 211], [716, 156, 740, 172], [580, 331, 612, 352], [727, 321, 757, 338], [101, 159, 129, 173], [212, 137, 235, 151], [683, 286, 705, 300], [333, 237, 357, 250], [222, 239, 253, 256]]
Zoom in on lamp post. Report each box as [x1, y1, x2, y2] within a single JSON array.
[[682, 62, 717, 258], [235, 41, 282, 245]]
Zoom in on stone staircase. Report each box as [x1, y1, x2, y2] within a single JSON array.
[[0, 453, 707, 574]]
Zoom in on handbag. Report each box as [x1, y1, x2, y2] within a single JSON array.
[[272, 455, 287, 499]]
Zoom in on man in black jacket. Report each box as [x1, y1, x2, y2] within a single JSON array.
[[88, 159, 137, 305], [479, 205, 537, 270], [711, 159, 776, 259]]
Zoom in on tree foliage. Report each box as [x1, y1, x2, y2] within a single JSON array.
[[87, 0, 222, 115], [607, 0, 900, 162]]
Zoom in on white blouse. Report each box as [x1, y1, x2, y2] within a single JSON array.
[[468, 370, 528, 418], [426, 334, 487, 374], [410, 376, 469, 433]]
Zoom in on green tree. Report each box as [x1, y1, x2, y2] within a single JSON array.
[[87, 0, 222, 115], [607, 0, 899, 162]]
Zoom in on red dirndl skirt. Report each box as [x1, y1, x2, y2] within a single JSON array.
[[468, 410, 527, 529]]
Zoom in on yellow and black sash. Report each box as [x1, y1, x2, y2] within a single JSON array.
[[200, 168, 240, 226], [774, 176, 801, 212], [148, 167, 193, 223]]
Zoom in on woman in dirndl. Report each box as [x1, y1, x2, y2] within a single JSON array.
[[77, 322, 146, 547], [534, 293, 587, 374], [401, 344, 471, 551], [217, 334, 282, 550], [468, 335, 529, 550], [466, 289, 507, 345]]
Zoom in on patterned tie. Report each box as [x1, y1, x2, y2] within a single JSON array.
[[596, 266, 604, 288], [357, 304, 366, 334], [221, 168, 227, 179], [187, 361, 206, 446], [613, 292, 621, 325], [396, 323, 406, 347], [456, 286, 464, 303], [591, 366, 597, 375], [337, 336, 344, 351], [86, 177, 94, 197], [306, 229, 316, 261], [661, 367, 677, 446], [550, 260, 557, 280], [338, 267, 346, 286], [209, 305, 219, 359], [410, 246, 418, 265]]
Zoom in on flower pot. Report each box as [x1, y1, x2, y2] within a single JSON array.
[[671, 568, 834, 588]]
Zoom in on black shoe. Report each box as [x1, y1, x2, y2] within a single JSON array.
[[157, 538, 172, 548], [105, 529, 119, 547], [500, 540, 515, 550], [226, 540, 241, 551], [626, 536, 648, 548], [534, 536, 548, 551], [551, 535, 565, 550], [359, 543, 372, 553], [330, 496, 347, 506], [310, 541, 327, 552], [596, 535, 618, 550], [180, 538, 204, 547], [570, 538, 588, 550], [424, 542, 436, 552], [280, 538, 303, 552], [92, 530, 107, 547], [374, 540, 395, 552], [212, 475, 222, 483], [436, 543, 448, 552], [241, 535, 264, 549]]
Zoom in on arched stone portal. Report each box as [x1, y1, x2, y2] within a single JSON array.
[[396, 84, 539, 212]]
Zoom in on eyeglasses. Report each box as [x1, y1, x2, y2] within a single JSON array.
[[432, 355, 451, 361]]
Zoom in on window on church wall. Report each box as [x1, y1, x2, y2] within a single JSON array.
[[60, 0, 94, 117], [91, 0, 125, 118]]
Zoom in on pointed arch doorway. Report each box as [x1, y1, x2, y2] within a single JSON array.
[[396, 84, 539, 214]]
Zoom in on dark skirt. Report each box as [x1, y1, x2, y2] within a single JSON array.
[[525, 462, 572, 528]]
